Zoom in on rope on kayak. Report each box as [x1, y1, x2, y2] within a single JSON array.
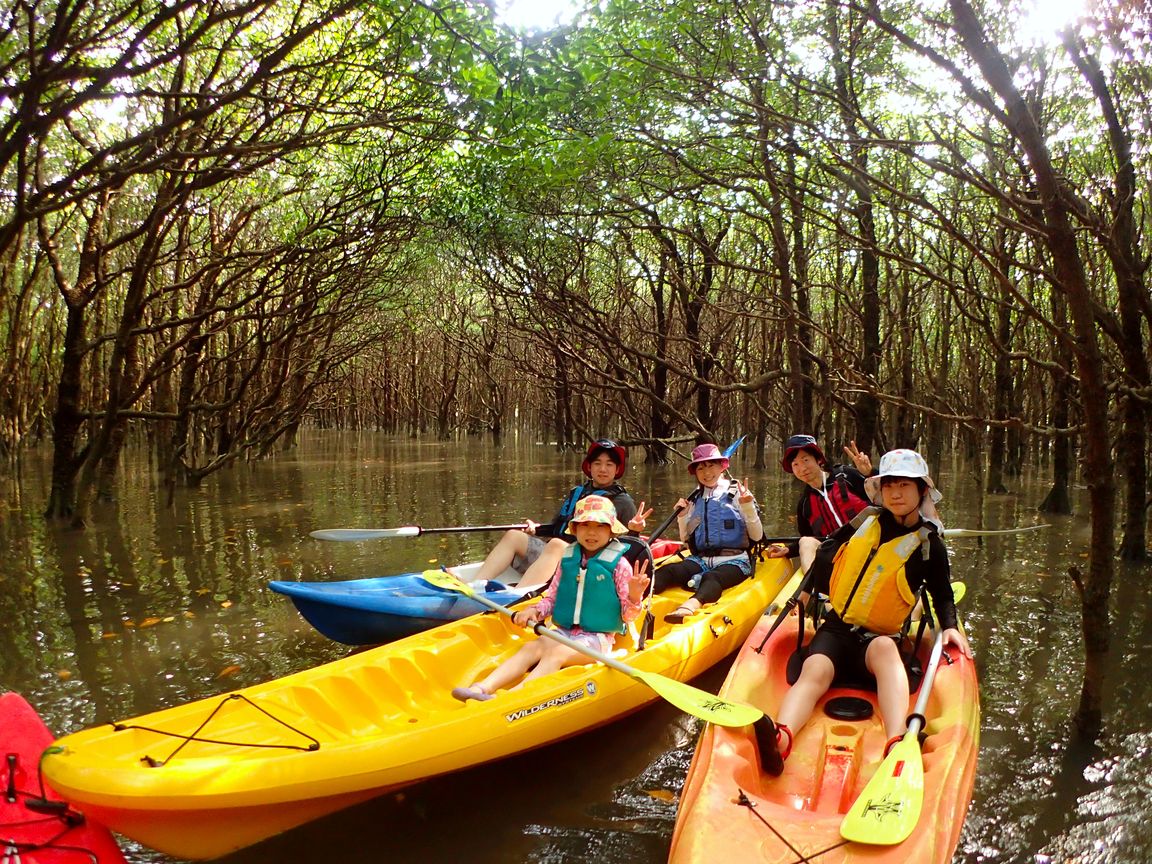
[[1, 752, 98, 863], [735, 788, 849, 863], [111, 694, 321, 767]]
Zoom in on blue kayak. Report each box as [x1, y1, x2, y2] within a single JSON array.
[[269, 563, 531, 645], [271, 538, 686, 646]]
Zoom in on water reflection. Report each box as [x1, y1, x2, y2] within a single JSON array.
[[1, 435, 1150, 863]]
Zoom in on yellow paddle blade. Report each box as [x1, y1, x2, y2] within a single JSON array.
[[951, 581, 966, 605], [840, 732, 924, 844], [634, 670, 762, 728], [422, 569, 475, 596]]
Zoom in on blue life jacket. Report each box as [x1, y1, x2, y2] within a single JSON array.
[[687, 484, 749, 554], [551, 540, 628, 634]]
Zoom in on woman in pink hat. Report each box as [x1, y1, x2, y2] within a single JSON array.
[[652, 443, 764, 623]]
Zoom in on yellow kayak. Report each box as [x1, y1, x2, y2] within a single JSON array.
[[43, 556, 794, 860]]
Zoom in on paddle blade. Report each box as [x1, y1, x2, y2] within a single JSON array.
[[632, 670, 762, 728], [942, 524, 1049, 538], [420, 569, 474, 596], [840, 734, 925, 845], [310, 527, 420, 541]]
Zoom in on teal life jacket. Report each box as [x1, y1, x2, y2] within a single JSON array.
[[551, 540, 628, 634]]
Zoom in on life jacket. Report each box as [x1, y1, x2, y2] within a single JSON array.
[[827, 514, 932, 634], [804, 468, 870, 538], [551, 539, 628, 634], [685, 483, 749, 555]]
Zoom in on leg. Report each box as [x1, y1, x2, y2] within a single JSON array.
[[652, 558, 699, 594], [798, 536, 821, 572], [520, 639, 589, 683], [774, 652, 835, 734], [691, 562, 749, 605], [755, 652, 834, 775], [516, 538, 569, 588], [469, 640, 545, 694], [865, 637, 911, 739], [472, 530, 533, 582]]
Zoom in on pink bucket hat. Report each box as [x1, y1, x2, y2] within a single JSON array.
[[687, 443, 729, 475], [565, 494, 628, 535]]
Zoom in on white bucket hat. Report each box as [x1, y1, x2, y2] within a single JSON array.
[[864, 449, 944, 532], [879, 449, 942, 500]]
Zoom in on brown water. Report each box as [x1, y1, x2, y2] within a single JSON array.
[[1, 433, 1150, 863]]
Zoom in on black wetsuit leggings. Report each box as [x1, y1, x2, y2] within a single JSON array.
[[653, 558, 749, 605]]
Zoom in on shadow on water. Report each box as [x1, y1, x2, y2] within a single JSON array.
[[2, 434, 1151, 863]]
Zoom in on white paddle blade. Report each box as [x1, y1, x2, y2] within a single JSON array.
[[310, 527, 421, 541]]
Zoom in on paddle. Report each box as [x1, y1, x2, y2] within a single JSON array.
[[757, 524, 1049, 546], [420, 568, 763, 728], [310, 523, 532, 542], [838, 586, 964, 845], [940, 524, 1050, 538]]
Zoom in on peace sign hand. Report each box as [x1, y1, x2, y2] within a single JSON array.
[[736, 478, 755, 504], [628, 558, 651, 603], [844, 440, 872, 475], [628, 502, 654, 533]]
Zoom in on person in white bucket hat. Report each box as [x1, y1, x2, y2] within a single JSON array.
[[864, 448, 944, 532], [754, 449, 970, 777]]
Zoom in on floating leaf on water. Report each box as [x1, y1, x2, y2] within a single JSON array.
[[220, 600, 233, 608], [139, 617, 163, 628], [163, 616, 175, 623], [57, 669, 72, 680], [183, 611, 196, 619], [101, 632, 118, 639], [217, 665, 242, 679], [428, 559, 438, 564], [644, 788, 677, 802]]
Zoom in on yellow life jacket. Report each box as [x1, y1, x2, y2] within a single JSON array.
[[827, 514, 931, 634]]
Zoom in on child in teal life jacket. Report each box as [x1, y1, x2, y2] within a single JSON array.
[[755, 449, 972, 776], [470, 439, 652, 589], [653, 443, 764, 624], [451, 495, 650, 702], [765, 434, 873, 572]]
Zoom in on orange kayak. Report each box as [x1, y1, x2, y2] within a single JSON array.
[[669, 609, 979, 863]]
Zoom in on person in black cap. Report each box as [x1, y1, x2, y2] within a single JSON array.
[[765, 435, 873, 571], [470, 439, 651, 588]]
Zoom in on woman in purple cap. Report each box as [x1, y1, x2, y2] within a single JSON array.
[[766, 435, 873, 571], [653, 442, 764, 623]]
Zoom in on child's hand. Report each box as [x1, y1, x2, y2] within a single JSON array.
[[628, 559, 651, 603], [736, 478, 754, 504], [513, 607, 541, 627], [523, 520, 539, 535], [942, 627, 973, 658], [628, 502, 654, 533], [675, 497, 690, 511], [765, 543, 790, 558]]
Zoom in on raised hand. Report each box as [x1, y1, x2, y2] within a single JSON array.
[[629, 558, 651, 603], [844, 440, 872, 475], [628, 502, 654, 533], [736, 478, 755, 504]]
